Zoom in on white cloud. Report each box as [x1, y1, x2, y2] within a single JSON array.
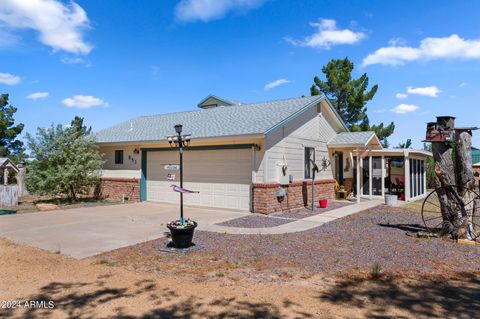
[[285, 18, 366, 50], [373, 109, 386, 113], [175, 0, 265, 22], [395, 93, 408, 99], [264, 79, 290, 90], [363, 34, 480, 66], [0, 72, 21, 85], [390, 104, 419, 114], [406, 86, 441, 97], [61, 56, 91, 66], [62, 95, 108, 109], [459, 82, 468, 87], [27, 92, 49, 100], [388, 37, 407, 46], [0, 0, 92, 54]]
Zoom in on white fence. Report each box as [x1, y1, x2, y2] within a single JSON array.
[[0, 185, 18, 207]]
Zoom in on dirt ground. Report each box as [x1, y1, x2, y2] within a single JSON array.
[[7, 195, 122, 215], [1, 240, 479, 318], [97, 205, 480, 282]]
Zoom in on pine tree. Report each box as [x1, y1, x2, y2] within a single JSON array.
[[311, 58, 395, 147], [0, 94, 25, 162]]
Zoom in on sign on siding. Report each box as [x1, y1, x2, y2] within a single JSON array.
[[164, 164, 180, 171]]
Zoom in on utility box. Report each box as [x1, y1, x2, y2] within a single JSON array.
[[276, 164, 290, 185], [425, 116, 455, 142]]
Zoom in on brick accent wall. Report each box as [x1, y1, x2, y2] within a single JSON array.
[[252, 179, 336, 214], [344, 178, 353, 193], [97, 177, 140, 202]]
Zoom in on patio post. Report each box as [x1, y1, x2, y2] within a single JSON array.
[[381, 156, 385, 198], [356, 148, 360, 203], [423, 159, 427, 195], [404, 155, 411, 202], [369, 154, 373, 200]]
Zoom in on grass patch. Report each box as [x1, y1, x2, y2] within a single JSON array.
[[97, 259, 115, 267], [371, 262, 381, 279]]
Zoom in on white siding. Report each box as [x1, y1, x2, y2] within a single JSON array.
[[258, 102, 342, 183]]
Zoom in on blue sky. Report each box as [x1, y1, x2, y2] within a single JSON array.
[[1, 0, 479, 148]]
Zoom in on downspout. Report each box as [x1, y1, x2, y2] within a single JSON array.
[[251, 145, 256, 212]]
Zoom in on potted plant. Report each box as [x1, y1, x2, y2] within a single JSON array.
[[319, 195, 328, 208], [167, 218, 197, 248]]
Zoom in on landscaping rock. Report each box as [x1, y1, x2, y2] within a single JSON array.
[[36, 203, 60, 211]]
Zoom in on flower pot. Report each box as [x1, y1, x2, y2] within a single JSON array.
[[319, 199, 328, 208], [385, 194, 397, 206], [167, 221, 197, 248]]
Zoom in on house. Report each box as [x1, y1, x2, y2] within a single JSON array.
[[95, 94, 431, 214]]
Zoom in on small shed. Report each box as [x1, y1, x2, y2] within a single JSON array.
[[0, 158, 19, 185], [0, 158, 20, 207]]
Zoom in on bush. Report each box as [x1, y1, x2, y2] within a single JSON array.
[[26, 124, 104, 201]]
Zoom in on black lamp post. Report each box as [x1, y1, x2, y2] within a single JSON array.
[[167, 124, 191, 221]]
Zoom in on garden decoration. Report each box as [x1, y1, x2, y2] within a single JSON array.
[[310, 157, 331, 211], [422, 116, 480, 241], [170, 185, 200, 193], [421, 185, 480, 240], [166, 124, 198, 248]]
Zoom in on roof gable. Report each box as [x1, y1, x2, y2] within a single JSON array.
[[0, 158, 19, 172], [327, 131, 382, 149], [197, 95, 242, 109]]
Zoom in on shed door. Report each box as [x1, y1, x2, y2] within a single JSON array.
[[146, 148, 251, 211]]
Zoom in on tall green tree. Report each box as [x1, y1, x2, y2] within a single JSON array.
[[396, 139, 412, 149], [70, 116, 92, 136], [26, 121, 104, 201], [311, 58, 395, 147], [0, 94, 25, 162]]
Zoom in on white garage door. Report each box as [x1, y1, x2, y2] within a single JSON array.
[[146, 148, 251, 211]]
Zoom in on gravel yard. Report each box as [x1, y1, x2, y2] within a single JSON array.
[[216, 200, 353, 228], [216, 214, 294, 228], [97, 204, 480, 282], [271, 200, 353, 219]]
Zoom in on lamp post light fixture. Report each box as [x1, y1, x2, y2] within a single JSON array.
[[167, 124, 191, 220]]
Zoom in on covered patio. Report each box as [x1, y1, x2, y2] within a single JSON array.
[[328, 132, 432, 203]]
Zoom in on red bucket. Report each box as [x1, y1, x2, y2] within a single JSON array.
[[319, 199, 328, 208]]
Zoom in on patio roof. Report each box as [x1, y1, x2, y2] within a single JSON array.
[[327, 131, 383, 149], [359, 149, 432, 158]]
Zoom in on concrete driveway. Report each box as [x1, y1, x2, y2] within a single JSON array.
[[0, 202, 248, 259]]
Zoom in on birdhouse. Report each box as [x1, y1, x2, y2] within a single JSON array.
[[425, 116, 455, 142]]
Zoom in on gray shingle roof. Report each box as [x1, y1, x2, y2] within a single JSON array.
[[327, 131, 376, 147], [95, 95, 324, 143]]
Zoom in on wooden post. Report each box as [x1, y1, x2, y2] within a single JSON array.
[[430, 126, 477, 239], [3, 169, 8, 186]]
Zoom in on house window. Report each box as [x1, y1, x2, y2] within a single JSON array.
[[304, 147, 315, 179], [115, 150, 124, 164]]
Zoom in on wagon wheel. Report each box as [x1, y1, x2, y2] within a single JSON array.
[[421, 185, 480, 240]]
